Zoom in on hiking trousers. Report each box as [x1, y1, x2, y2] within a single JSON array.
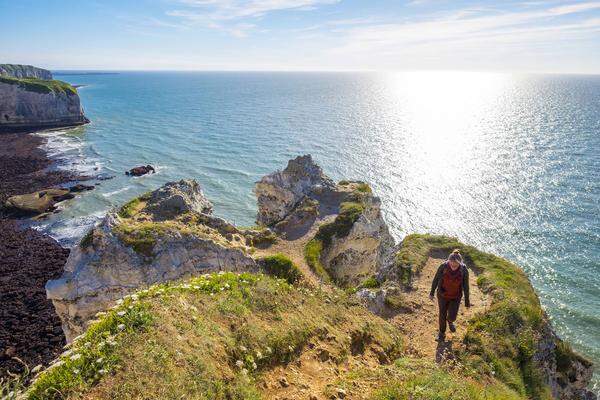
[[437, 294, 461, 334]]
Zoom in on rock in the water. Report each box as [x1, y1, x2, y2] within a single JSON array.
[[4, 188, 73, 214], [46, 179, 257, 341], [125, 165, 155, 177], [255, 155, 335, 226], [68, 183, 94, 193]]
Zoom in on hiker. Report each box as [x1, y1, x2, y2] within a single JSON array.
[[429, 249, 470, 341]]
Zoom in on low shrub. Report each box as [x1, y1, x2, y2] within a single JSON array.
[[260, 254, 302, 284]]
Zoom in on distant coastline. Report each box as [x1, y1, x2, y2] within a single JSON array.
[[52, 71, 120, 76]]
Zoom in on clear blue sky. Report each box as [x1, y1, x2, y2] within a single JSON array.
[[2, 0, 600, 73]]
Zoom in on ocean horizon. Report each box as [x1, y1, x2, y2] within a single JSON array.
[[32, 70, 599, 392]]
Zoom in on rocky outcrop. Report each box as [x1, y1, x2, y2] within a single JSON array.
[[46, 180, 257, 341], [254, 155, 336, 226], [320, 194, 396, 286], [0, 64, 88, 133], [255, 156, 396, 287], [535, 325, 596, 400], [0, 64, 52, 80], [126, 165, 155, 177], [4, 188, 74, 215]]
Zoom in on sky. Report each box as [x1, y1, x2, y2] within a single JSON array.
[[1, 0, 600, 73]]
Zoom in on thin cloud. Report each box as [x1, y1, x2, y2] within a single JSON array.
[[168, 0, 339, 37]]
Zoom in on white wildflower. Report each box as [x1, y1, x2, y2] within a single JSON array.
[[220, 287, 225, 291], [73, 369, 80, 374], [256, 350, 262, 359], [224, 283, 230, 289], [117, 324, 125, 331], [117, 311, 126, 317], [235, 360, 244, 368], [218, 271, 225, 275], [98, 369, 107, 375], [241, 368, 248, 375], [96, 358, 103, 364], [288, 345, 294, 352], [131, 294, 138, 301], [266, 347, 272, 354], [240, 345, 247, 352], [116, 299, 123, 305], [251, 362, 257, 370], [70, 354, 81, 361]]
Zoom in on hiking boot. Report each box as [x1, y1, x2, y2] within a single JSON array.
[[449, 322, 456, 333], [437, 332, 445, 342]]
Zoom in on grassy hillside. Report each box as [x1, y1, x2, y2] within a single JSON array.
[[393, 234, 590, 400], [11, 267, 528, 400], [2, 234, 590, 399], [0, 76, 77, 95]]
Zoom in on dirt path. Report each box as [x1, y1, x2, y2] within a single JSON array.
[[254, 215, 336, 287], [390, 257, 489, 362]]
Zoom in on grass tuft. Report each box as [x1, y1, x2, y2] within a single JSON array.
[[260, 254, 302, 284]]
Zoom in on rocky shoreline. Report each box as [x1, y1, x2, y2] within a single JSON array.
[[0, 132, 78, 376]]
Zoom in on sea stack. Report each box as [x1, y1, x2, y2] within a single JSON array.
[[0, 64, 88, 133]]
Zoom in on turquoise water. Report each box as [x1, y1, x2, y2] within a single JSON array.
[[39, 72, 599, 392]]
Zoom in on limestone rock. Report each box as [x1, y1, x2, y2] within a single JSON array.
[[143, 179, 213, 220], [254, 155, 335, 226], [5, 188, 73, 214], [321, 195, 396, 287], [0, 64, 53, 80], [356, 285, 404, 317], [534, 323, 597, 400], [46, 180, 257, 341], [0, 64, 87, 133]]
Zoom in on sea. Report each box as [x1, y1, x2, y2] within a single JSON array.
[[35, 71, 600, 392]]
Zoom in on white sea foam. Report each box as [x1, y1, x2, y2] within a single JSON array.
[[102, 187, 132, 197]]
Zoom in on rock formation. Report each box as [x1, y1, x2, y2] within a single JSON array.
[[0, 64, 53, 80], [46, 180, 258, 341], [255, 155, 396, 286], [0, 64, 88, 133], [254, 155, 336, 226], [5, 188, 74, 215]]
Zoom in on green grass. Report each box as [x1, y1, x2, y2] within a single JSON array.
[[79, 230, 94, 249], [21, 272, 403, 399], [259, 253, 302, 284], [0, 76, 77, 95], [370, 358, 522, 400], [304, 238, 331, 282], [394, 234, 583, 399], [358, 276, 381, 289], [116, 193, 151, 219]]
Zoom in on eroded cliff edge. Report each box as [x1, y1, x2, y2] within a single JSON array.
[[38, 155, 595, 400], [0, 64, 88, 133]]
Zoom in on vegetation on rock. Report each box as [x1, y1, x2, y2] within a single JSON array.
[[259, 254, 302, 284], [0, 76, 77, 95]]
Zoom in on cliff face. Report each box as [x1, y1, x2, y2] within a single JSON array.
[[0, 65, 87, 133], [46, 180, 259, 341], [0, 64, 53, 80]]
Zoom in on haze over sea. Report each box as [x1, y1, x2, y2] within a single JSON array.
[[36, 71, 599, 391]]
